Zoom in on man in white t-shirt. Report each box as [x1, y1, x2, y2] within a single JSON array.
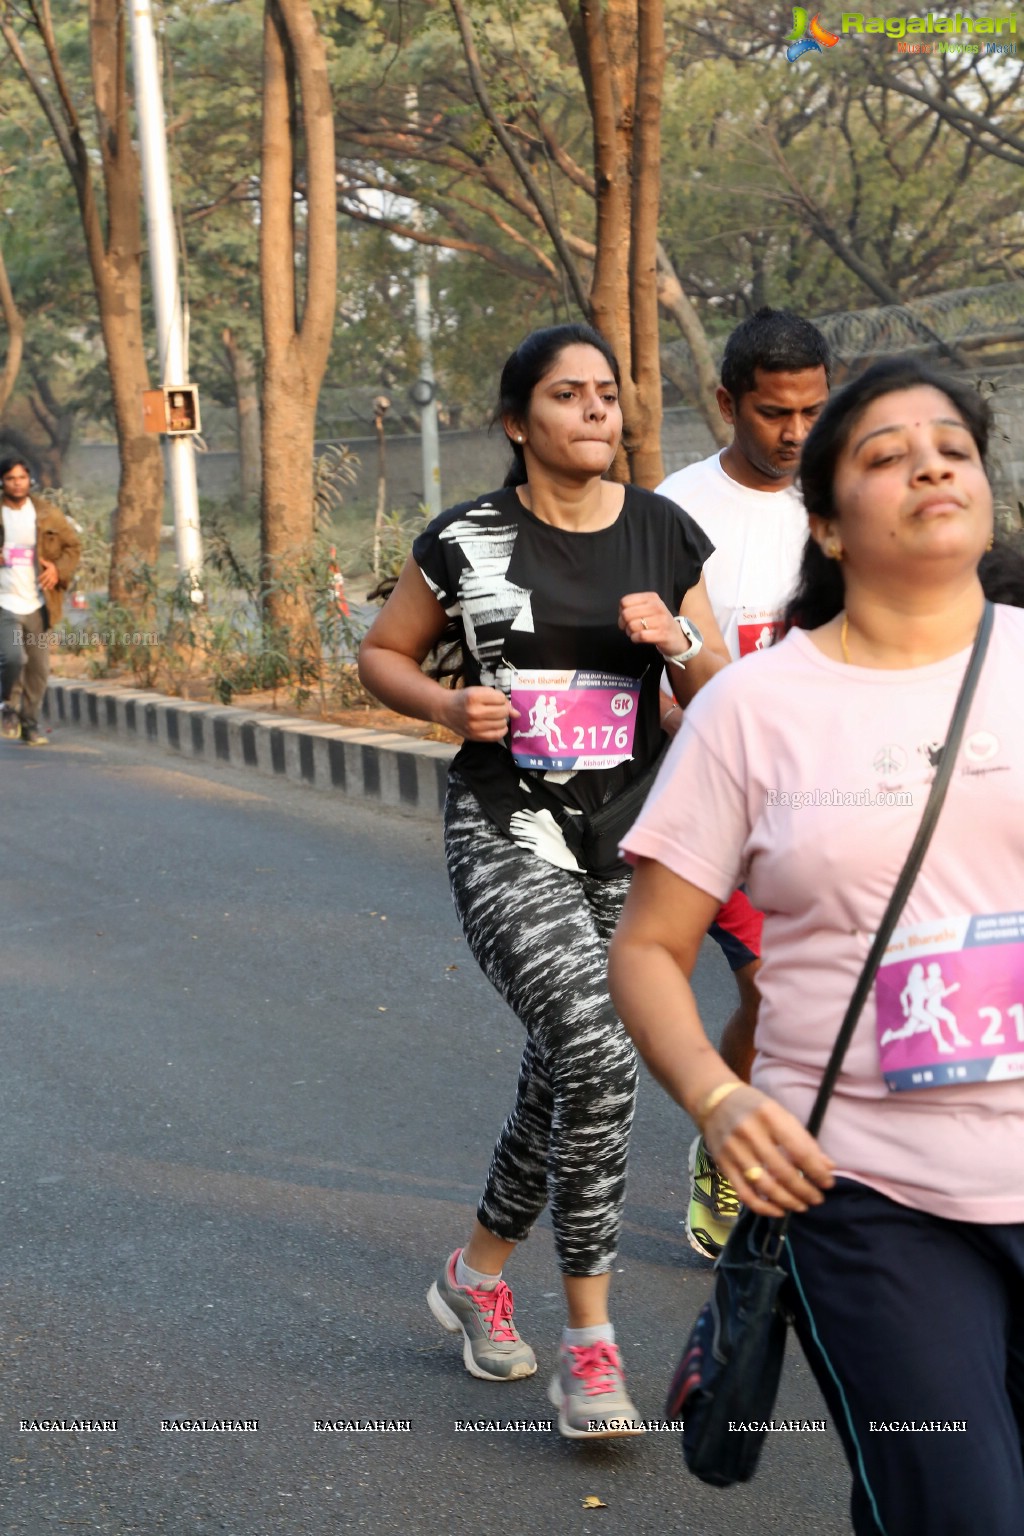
[[655, 309, 831, 1258], [0, 456, 81, 745]]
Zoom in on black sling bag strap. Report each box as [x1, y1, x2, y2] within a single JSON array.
[[802, 597, 995, 1144], [671, 601, 995, 1489]]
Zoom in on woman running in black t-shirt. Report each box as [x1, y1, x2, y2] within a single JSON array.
[[359, 323, 728, 1438]]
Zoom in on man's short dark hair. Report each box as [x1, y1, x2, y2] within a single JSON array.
[[720, 308, 832, 402], [0, 455, 32, 481]]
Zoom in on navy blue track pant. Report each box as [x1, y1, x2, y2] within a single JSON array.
[[784, 1178, 1024, 1536]]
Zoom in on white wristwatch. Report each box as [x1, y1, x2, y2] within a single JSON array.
[[663, 614, 704, 669]]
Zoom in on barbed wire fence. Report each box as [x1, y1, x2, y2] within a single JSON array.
[[811, 281, 1024, 366], [663, 279, 1024, 518], [814, 281, 1024, 521]]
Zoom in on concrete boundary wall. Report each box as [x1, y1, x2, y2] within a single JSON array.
[[63, 406, 719, 517], [43, 680, 455, 821]]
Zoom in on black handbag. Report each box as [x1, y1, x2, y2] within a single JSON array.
[[667, 1210, 788, 1485], [666, 603, 994, 1488]]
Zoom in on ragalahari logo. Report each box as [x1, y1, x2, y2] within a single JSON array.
[[786, 7, 841, 60]]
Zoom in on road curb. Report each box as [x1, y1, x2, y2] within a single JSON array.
[[43, 678, 455, 820]]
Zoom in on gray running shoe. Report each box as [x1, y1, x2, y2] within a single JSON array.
[[427, 1250, 537, 1381], [547, 1340, 645, 1439], [1, 704, 20, 740]]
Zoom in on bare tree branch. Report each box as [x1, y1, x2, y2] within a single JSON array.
[[337, 193, 563, 286], [864, 56, 1024, 168], [0, 9, 81, 181], [448, 0, 590, 316]]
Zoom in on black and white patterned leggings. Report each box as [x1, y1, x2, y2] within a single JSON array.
[[444, 772, 637, 1278]]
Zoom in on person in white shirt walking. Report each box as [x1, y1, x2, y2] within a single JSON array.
[[0, 457, 81, 746], [655, 309, 831, 1258]]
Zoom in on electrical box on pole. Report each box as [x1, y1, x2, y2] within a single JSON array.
[[165, 385, 201, 435], [142, 385, 202, 436]]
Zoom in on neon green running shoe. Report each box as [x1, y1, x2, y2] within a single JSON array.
[[686, 1134, 740, 1260]]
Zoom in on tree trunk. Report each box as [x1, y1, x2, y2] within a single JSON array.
[[626, 0, 665, 488], [656, 247, 729, 448], [567, 0, 666, 486], [223, 327, 261, 500], [0, 238, 25, 418], [27, 369, 76, 485], [0, 1, 164, 606], [259, 0, 336, 658], [98, 249, 165, 599]]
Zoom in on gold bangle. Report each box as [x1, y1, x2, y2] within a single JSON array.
[[695, 1080, 742, 1125]]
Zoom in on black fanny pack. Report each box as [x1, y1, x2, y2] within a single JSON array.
[[546, 742, 669, 873]]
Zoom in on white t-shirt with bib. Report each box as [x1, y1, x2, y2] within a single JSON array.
[[657, 453, 807, 659], [0, 500, 42, 615]]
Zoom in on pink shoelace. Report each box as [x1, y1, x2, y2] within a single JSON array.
[[466, 1279, 519, 1343], [566, 1341, 623, 1397]]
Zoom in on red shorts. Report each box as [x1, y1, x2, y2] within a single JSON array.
[[708, 887, 763, 972]]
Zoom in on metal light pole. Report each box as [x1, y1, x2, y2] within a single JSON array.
[[130, 0, 204, 600], [412, 258, 442, 520], [372, 395, 390, 579], [406, 88, 442, 520]]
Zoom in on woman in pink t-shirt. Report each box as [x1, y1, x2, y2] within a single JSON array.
[[610, 358, 1024, 1536]]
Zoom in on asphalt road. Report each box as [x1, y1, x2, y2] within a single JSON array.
[[0, 729, 852, 1535]]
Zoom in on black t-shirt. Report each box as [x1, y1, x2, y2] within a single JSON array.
[[413, 483, 713, 871]]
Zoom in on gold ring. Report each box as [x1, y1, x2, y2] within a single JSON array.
[[743, 1164, 765, 1183], [640, 618, 649, 631]]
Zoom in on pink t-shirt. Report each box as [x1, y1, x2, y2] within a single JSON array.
[[622, 605, 1024, 1224]]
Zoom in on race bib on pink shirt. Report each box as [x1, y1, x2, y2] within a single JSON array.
[[876, 911, 1024, 1092], [4, 545, 34, 568], [508, 668, 640, 770]]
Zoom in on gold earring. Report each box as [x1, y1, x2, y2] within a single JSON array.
[[986, 534, 994, 551], [827, 539, 844, 561]]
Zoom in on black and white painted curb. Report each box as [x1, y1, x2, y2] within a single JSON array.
[[43, 679, 455, 821]]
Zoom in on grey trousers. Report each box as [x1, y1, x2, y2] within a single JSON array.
[[0, 605, 49, 730], [444, 771, 637, 1278]]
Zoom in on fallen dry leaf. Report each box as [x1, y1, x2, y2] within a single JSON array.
[[581, 1495, 607, 1509]]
